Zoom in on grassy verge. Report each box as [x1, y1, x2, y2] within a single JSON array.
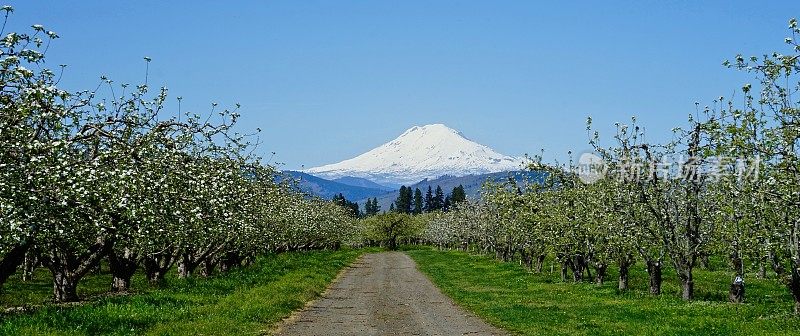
[[0, 249, 368, 335], [407, 249, 800, 336]]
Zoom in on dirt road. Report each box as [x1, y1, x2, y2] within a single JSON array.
[[274, 252, 505, 336]]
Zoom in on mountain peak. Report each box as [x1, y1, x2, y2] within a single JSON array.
[[304, 124, 524, 186], [399, 123, 464, 139]]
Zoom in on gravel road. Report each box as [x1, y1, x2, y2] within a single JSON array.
[[274, 252, 506, 336]]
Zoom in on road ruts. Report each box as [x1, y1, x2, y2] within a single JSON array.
[[274, 251, 506, 336]]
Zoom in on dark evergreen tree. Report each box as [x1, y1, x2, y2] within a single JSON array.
[[443, 195, 451, 212], [413, 188, 423, 214], [365, 198, 373, 216], [370, 197, 381, 215], [424, 186, 434, 212], [394, 186, 413, 214], [450, 184, 467, 205], [395, 186, 406, 213], [432, 185, 445, 211], [332, 193, 345, 206], [332, 193, 361, 217], [365, 198, 381, 216]]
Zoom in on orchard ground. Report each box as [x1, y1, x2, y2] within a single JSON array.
[[407, 247, 800, 335], [2, 246, 800, 335], [0, 249, 371, 335]]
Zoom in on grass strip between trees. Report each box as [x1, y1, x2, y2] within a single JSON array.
[[0, 249, 368, 335], [406, 249, 800, 336]]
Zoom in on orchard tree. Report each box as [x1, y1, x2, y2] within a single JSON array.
[[725, 19, 800, 313], [361, 212, 422, 250]]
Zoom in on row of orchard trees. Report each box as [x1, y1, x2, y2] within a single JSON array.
[[0, 9, 356, 302], [424, 19, 800, 314]]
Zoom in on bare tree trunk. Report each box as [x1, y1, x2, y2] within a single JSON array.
[[730, 250, 744, 277], [593, 263, 607, 285], [758, 258, 767, 279], [790, 266, 800, 315], [617, 254, 634, 291], [177, 253, 193, 279], [199, 258, 215, 278], [646, 260, 662, 295], [143, 250, 175, 285], [728, 250, 745, 303], [52, 268, 79, 302], [521, 249, 532, 270], [699, 253, 710, 270], [535, 254, 546, 273], [108, 248, 138, 292], [729, 276, 745, 303], [571, 254, 585, 282], [0, 242, 30, 289], [22, 251, 37, 282], [42, 238, 112, 303], [618, 263, 630, 291], [678, 268, 694, 301], [219, 252, 241, 273]]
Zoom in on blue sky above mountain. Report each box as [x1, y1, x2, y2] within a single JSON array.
[[10, 1, 800, 169]]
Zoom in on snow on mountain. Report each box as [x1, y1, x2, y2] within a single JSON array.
[[304, 124, 525, 186]]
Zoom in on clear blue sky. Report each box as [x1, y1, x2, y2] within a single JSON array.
[[9, 1, 800, 169]]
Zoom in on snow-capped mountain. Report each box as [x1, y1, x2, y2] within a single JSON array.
[[304, 124, 525, 186]]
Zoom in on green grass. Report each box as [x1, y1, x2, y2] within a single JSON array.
[[407, 249, 800, 336], [0, 249, 370, 335]]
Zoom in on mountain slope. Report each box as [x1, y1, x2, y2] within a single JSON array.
[[279, 171, 391, 201], [305, 124, 524, 186], [332, 176, 394, 191]]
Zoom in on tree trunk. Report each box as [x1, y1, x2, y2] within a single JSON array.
[[594, 263, 607, 285], [699, 253, 710, 270], [585, 261, 593, 281], [521, 250, 532, 270], [143, 251, 175, 286], [0, 242, 30, 288], [770, 250, 785, 276], [52, 269, 79, 302], [535, 254, 546, 273], [219, 252, 241, 273], [789, 266, 800, 315], [730, 250, 744, 279], [560, 261, 568, 282], [22, 251, 37, 282], [617, 254, 634, 291], [43, 238, 113, 303], [199, 258, 215, 278], [177, 256, 191, 279], [679, 270, 694, 301], [618, 262, 630, 291], [757, 258, 767, 279], [571, 254, 585, 282], [646, 260, 662, 295], [146, 268, 165, 285], [682, 279, 694, 300], [242, 255, 255, 267], [729, 276, 745, 303], [108, 248, 138, 292]]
